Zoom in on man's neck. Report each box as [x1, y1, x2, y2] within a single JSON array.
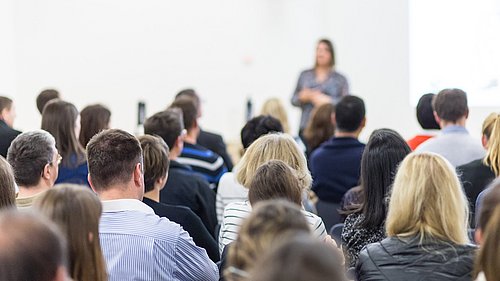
[[17, 184, 50, 198], [143, 188, 160, 203], [97, 184, 141, 201], [184, 131, 197, 144], [334, 131, 359, 139], [440, 119, 466, 129]]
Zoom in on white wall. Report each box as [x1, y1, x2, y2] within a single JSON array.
[[5, 0, 496, 143]]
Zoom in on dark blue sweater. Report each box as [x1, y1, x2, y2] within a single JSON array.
[[310, 137, 365, 203]]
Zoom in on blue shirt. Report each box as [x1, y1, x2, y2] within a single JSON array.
[[100, 199, 218, 281]]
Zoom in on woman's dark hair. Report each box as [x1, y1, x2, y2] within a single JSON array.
[[0, 157, 16, 209], [41, 100, 85, 167], [303, 103, 335, 153], [416, 93, 440, 130], [240, 115, 283, 149], [79, 104, 111, 147], [315, 38, 335, 68], [357, 128, 411, 228]]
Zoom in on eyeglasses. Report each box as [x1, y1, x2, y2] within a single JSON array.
[[50, 154, 63, 166]]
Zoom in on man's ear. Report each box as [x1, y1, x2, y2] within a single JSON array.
[[433, 111, 441, 125], [331, 112, 336, 126], [133, 163, 143, 188], [360, 117, 367, 129], [87, 174, 98, 193], [42, 164, 52, 180]]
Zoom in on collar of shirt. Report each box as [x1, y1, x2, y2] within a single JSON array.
[[101, 199, 155, 214], [441, 125, 469, 135]]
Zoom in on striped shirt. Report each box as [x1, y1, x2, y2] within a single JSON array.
[[218, 201, 327, 254], [100, 199, 218, 281], [178, 142, 228, 189], [216, 172, 248, 224]]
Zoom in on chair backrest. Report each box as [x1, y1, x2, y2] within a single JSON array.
[[329, 223, 344, 245]]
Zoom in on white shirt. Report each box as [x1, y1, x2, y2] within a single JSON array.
[[216, 172, 248, 224], [218, 201, 327, 254]]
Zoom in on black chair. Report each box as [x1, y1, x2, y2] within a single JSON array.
[[329, 223, 344, 245], [316, 200, 342, 231]]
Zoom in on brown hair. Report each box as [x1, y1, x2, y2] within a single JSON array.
[[0, 157, 16, 209], [36, 89, 60, 114], [175, 88, 201, 116], [315, 38, 335, 68], [0, 96, 13, 114], [144, 108, 184, 149], [251, 235, 347, 281], [79, 104, 111, 147], [0, 210, 67, 281], [432, 88, 468, 123], [170, 97, 198, 130], [474, 205, 500, 281], [225, 200, 311, 281], [35, 184, 107, 281], [476, 180, 500, 231], [86, 129, 142, 190], [248, 160, 302, 206], [138, 135, 170, 193], [303, 103, 335, 152], [41, 100, 85, 167]]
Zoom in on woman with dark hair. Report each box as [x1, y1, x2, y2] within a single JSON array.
[[0, 156, 16, 209], [79, 104, 111, 147], [291, 38, 349, 135], [41, 100, 89, 185], [341, 128, 411, 267]]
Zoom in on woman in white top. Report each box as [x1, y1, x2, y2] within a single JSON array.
[[219, 133, 326, 254]]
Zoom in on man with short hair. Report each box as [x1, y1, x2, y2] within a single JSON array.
[[0, 210, 68, 281], [309, 96, 366, 228], [36, 88, 60, 114], [416, 88, 485, 166], [0, 96, 21, 157], [176, 88, 234, 171], [87, 128, 218, 281], [144, 109, 217, 234], [170, 97, 228, 189], [7, 130, 59, 208]]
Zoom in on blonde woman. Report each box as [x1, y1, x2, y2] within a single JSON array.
[[218, 133, 326, 254], [356, 153, 476, 281], [34, 184, 108, 281], [260, 98, 290, 134], [458, 113, 500, 226]]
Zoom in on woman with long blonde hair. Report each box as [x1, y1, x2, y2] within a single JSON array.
[[260, 98, 290, 134], [458, 112, 500, 226], [34, 184, 107, 281], [356, 153, 475, 281]]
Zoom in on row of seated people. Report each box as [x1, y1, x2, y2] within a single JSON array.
[[1, 128, 499, 280], [0, 86, 498, 280]]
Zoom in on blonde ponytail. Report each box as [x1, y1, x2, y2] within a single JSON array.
[[483, 113, 500, 176]]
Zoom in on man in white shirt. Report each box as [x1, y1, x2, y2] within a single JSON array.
[[86, 129, 218, 281]]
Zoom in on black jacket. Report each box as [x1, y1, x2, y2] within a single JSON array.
[[160, 160, 217, 235], [0, 120, 21, 158], [356, 236, 476, 281]]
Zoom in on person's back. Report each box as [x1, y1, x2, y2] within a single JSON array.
[[416, 89, 484, 166], [310, 96, 366, 203], [358, 236, 475, 281], [0, 97, 21, 158], [87, 129, 218, 281]]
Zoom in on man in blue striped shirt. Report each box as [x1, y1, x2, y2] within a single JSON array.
[[87, 129, 218, 281]]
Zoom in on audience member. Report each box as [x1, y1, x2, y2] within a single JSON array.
[[170, 97, 227, 188], [7, 130, 59, 208], [0, 210, 68, 281], [224, 200, 312, 281], [216, 115, 283, 223], [291, 38, 349, 135], [219, 134, 326, 254], [138, 134, 219, 262], [87, 129, 218, 280], [260, 98, 290, 133], [407, 93, 440, 150], [36, 88, 60, 114], [458, 112, 498, 226], [416, 88, 485, 166], [35, 184, 108, 281], [42, 100, 88, 185], [303, 103, 335, 157], [175, 88, 234, 171], [0, 156, 16, 209], [144, 109, 217, 234], [474, 205, 500, 281], [79, 104, 111, 147], [356, 153, 475, 281], [250, 235, 347, 281], [309, 95, 366, 228], [474, 180, 500, 245], [341, 129, 411, 267], [0, 96, 21, 157]]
